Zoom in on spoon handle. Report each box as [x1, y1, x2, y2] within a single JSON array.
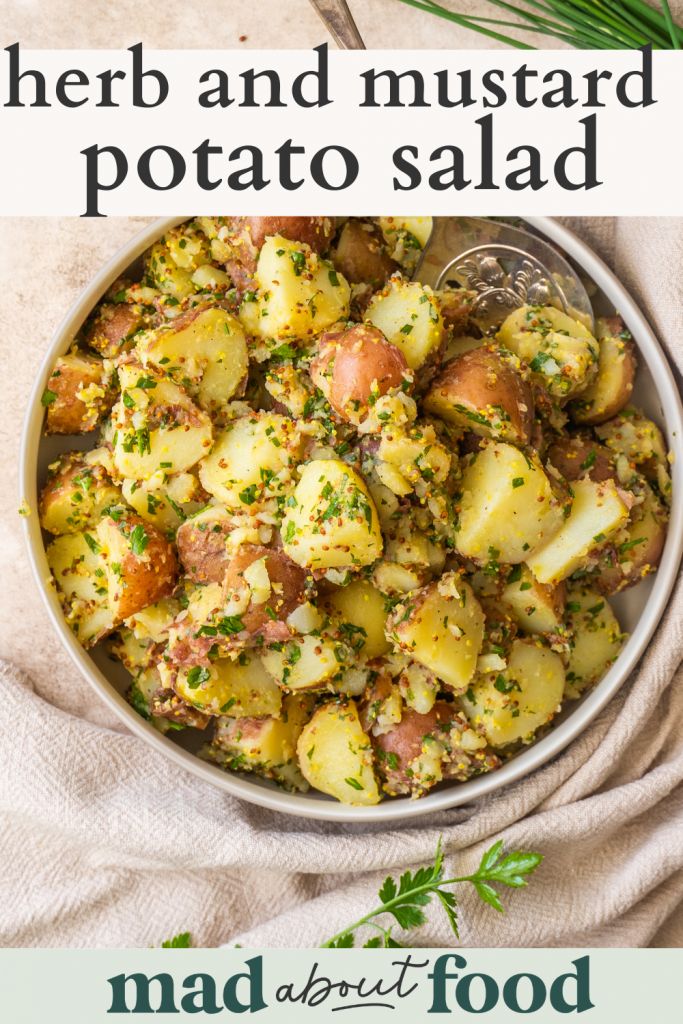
[[308, 0, 366, 49]]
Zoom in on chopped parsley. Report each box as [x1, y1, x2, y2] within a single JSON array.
[[83, 533, 100, 554], [239, 484, 259, 506], [217, 615, 245, 635], [283, 520, 296, 543], [186, 666, 211, 689], [290, 250, 306, 276], [129, 524, 149, 556], [345, 777, 364, 791]]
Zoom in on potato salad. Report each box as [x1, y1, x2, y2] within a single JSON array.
[[39, 216, 671, 805]]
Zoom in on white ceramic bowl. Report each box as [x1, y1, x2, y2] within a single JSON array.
[[20, 216, 683, 823]]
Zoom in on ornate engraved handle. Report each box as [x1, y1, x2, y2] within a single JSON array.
[[448, 245, 561, 330], [414, 218, 594, 334]]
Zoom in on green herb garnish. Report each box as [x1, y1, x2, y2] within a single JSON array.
[[322, 838, 542, 948]]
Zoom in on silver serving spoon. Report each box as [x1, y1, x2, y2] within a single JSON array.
[[307, 3, 594, 332], [308, 0, 366, 49], [415, 217, 595, 332]]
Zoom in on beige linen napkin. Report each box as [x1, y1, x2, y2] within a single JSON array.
[[0, 217, 682, 949]]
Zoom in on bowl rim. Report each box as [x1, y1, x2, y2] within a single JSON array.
[[19, 215, 683, 824]]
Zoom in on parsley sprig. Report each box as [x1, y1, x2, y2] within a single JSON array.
[[158, 840, 542, 951], [161, 931, 192, 948], [321, 838, 542, 948]]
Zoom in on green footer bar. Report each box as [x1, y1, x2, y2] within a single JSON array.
[[1, 948, 680, 1022]]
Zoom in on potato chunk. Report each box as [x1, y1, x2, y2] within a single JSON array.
[[205, 693, 311, 791], [310, 324, 410, 426], [112, 364, 213, 480], [439, 289, 477, 339], [373, 702, 499, 798], [332, 220, 398, 286], [171, 654, 282, 718], [40, 449, 120, 535], [500, 566, 565, 635], [323, 580, 390, 659], [224, 545, 307, 634], [593, 485, 666, 594], [138, 305, 249, 415], [565, 592, 624, 697], [497, 305, 599, 399], [366, 277, 444, 370], [297, 701, 380, 806], [239, 235, 350, 342], [424, 347, 533, 443], [84, 301, 147, 358], [595, 409, 670, 501], [569, 317, 636, 425], [378, 217, 433, 264], [564, 589, 624, 698], [121, 472, 204, 533], [281, 459, 383, 570], [127, 666, 194, 734], [145, 241, 196, 301], [96, 512, 177, 622], [175, 506, 234, 583], [262, 634, 347, 691], [43, 352, 112, 434], [461, 639, 565, 748], [546, 436, 615, 484], [214, 216, 334, 280], [386, 575, 484, 693], [455, 442, 565, 564], [124, 596, 180, 644], [46, 531, 114, 647], [527, 477, 629, 585], [199, 412, 302, 511]]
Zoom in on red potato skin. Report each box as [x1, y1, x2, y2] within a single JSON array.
[[546, 436, 615, 484], [40, 453, 88, 512], [569, 315, 637, 426], [438, 289, 477, 336], [595, 528, 665, 596], [373, 702, 456, 771], [529, 418, 549, 457], [166, 633, 216, 670], [166, 543, 307, 667], [310, 324, 410, 424], [600, 316, 627, 338], [44, 354, 112, 435], [593, 487, 667, 595], [373, 701, 500, 795], [176, 516, 233, 584], [84, 303, 146, 358], [222, 216, 335, 283], [332, 220, 398, 287], [214, 715, 270, 746], [224, 544, 308, 635], [99, 513, 178, 621], [425, 347, 534, 444]]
